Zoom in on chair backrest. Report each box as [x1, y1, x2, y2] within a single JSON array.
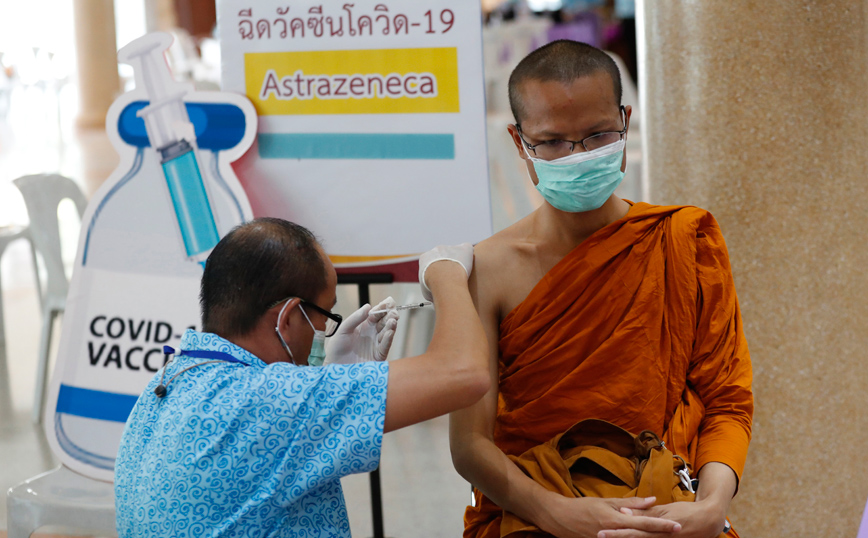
[[13, 174, 87, 305]]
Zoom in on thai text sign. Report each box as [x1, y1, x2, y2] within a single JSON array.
[[219, 1, 492, 279]]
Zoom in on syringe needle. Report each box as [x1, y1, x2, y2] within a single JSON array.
[[371, 301, 433, 315]]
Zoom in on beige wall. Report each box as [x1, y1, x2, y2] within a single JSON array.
[[639, 1, 868, 535]]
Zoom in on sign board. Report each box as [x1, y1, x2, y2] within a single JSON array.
[[43, 32, 257, 481], [218, 0, 493, 280]]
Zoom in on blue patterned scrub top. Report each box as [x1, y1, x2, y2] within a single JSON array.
[[115, 329, 389, 537]]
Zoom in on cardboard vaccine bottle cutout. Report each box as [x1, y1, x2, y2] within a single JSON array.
[[43, 32, 257, 481]]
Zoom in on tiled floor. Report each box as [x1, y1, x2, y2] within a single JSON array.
[[0, 83, 476, 537]]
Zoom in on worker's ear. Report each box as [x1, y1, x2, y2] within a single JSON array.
[[275, 297, 302, 331]]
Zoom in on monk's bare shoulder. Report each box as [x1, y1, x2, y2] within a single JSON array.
[[473, 213, 542, 320], [474, 214, 538, 273]]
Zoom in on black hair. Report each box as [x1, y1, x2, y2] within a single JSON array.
[[508, 40, 623, 124], [200, 217, 326, 337]]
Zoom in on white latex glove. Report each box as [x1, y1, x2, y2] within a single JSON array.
[[324, 296, 399, 365], [418, 243, 474, 301]]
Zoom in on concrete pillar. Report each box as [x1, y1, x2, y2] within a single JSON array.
[[150, 0, 179, 32], [73, 0, 120, 128], [638, 1, 868, 535]]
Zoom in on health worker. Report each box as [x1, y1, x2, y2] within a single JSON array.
[[114, 217, 488, 537]]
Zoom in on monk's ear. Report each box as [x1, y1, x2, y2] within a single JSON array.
[[507, 124, 529, 159], [623, 105, 632, 140], [621, 106, 632, 173]]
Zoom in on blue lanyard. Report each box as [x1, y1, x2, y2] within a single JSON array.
[[178, 348, 250, 366], [154, 346, 249, 398]]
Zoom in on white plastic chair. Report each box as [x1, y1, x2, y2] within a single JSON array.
[[6, 465, 117, 538], [13, 174, 87, 424], [0, 224, 36, 362]]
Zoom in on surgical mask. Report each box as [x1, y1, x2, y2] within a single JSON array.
[[275, 299, 327, 366], [524, 139, 626, 213], [298, 305, 327, 367]]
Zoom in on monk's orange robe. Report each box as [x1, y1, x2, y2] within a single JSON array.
[[464, 203, 753, 538]]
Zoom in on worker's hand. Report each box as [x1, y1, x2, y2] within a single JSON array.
[[538, 494, 682, 538], [419, 243, 473, 301], [324, 297, 399, 365]]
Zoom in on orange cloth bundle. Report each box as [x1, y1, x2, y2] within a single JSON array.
[[464, 203, 753, 538], [501, 419, 702, 537]]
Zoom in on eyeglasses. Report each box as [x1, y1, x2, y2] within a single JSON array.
[[269, 297, 343, 337], [516, 106, 627, 161]]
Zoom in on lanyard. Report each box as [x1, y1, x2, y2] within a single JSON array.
[[154, 346, 249, 398], [178, 348, 250, 365]]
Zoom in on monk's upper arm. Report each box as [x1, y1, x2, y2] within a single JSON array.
[[449, 243, 502, 467], [689, 218, 753, 480]]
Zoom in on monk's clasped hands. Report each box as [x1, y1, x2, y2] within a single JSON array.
[[537, 494, 682, 538], [621, 498, 728, 538]]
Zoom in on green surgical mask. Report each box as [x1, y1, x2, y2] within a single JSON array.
[[298, 305, 327, 367], [275, 299, 327, 366], [525, 139, 626, 213]]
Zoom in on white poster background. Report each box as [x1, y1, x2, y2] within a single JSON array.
[[218, 0, 492, 272]]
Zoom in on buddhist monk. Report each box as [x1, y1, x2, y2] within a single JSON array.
[[450, 40, 753, 538]]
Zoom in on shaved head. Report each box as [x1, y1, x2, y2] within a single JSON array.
[[508, 40, 622, 124]]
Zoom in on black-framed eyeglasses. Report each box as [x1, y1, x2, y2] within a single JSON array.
[[516, 105, 627, 161], [269, 297, 343, 337]]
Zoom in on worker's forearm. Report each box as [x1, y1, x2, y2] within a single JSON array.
[[426, 264, 488, 381], [382, 264, 489, 432], [451, 431, 557, 527]]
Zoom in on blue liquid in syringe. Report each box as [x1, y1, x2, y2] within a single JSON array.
[[160, 139, 219, 258]]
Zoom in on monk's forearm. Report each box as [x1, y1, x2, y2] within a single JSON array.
[[451, 432, 560, 527], [695, 462, 738, 518], [692, 413, 751, 483]]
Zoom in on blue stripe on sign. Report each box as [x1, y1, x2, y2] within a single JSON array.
[[258, 133, 455, 160], [56, 384, 139, 423]]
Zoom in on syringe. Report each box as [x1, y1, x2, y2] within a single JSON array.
[[118, 32, 220, 264], [371, 301, 433, 315]]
